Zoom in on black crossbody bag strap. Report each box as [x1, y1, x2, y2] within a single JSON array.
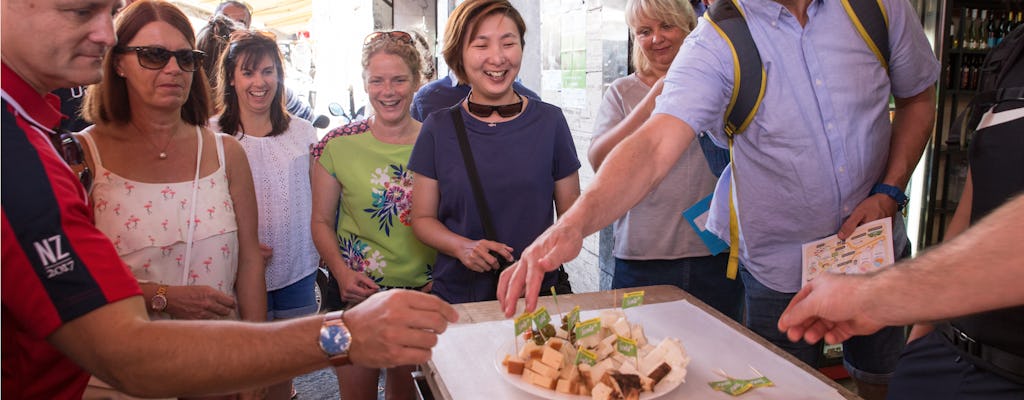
[[450, 106, 500, 242]]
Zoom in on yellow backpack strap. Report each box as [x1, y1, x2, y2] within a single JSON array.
[[840, 0, 890, 72], [705, 0, 766, 138], [705, 0, 766, 279]]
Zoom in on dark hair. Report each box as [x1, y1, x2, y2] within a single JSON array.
[[197, 14, 243, 92], [441, 0, 526, 85], [214, 1, 252, 28], [362, 31, 425, 90], [215, 30, 290, 137], [81, 0, 211, 126]]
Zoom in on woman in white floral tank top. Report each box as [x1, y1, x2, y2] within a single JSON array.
[[75, 3, 265, 399]]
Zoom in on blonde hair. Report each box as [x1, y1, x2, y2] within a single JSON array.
[[362, 31, 426, 89], [625, 0, 697, 76]]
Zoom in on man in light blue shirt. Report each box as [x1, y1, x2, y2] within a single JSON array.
[[498, 1, 938, 398]]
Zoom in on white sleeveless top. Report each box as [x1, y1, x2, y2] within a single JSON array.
[[211, 116, 319, 290], [81, 128, 240, 316]]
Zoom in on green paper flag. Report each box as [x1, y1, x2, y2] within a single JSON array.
[[574, 317, 601, 339], [575, 346, 598, 366], [622, 290, 645, 309], [616, 336, 638, 357], [532, 307, 551, 330], [514, 312, 533, 336], [566, 306, 581, 332]]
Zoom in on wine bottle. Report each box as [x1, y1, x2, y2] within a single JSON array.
[[959, 55, 971, 90], [965, 9, 976, 49], [987, 12, 998, 49], [978, 9, 988, 50]]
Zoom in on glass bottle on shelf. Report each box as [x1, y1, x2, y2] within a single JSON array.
[[960, 54, 971, 90], [965, 9, 976, 49], [987, 12, 998, 49], [978, 9, 989, 50]]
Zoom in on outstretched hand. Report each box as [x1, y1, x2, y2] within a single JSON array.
[[497, 223, 583, 317], [344, 290, 459, 368], [777, 273, 886, 345]]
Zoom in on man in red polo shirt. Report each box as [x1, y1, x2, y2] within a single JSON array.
[[2, 1, 457, 397]]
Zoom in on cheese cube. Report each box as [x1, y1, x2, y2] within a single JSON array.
[[599, 310, 624, 327], [519, 340, 543, 360], [528, 359, 561, 380], [555, 378, 578, 394], [541, 346, 564, 369], [525, 367, 558, 390], [591, 382, 614, 400], [631, 324, 648, 347], [611, 318, 631, 338]]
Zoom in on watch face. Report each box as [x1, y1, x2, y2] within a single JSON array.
[[320, 325, 351, 356], [151, 295, 167, 311]]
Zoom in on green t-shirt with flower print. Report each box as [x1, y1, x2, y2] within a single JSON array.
[[317, 128, 434, 288]]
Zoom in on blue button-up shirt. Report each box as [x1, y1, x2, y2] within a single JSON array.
[[655, 0, 939, 292]]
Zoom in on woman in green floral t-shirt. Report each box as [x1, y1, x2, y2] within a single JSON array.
[[309, 30, 435, 400]]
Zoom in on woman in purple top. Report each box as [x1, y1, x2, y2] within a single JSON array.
[[408, 0, 580, 304]]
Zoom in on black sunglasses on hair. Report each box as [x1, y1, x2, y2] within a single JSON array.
[[47, 129, 93, 192], [466, 92, 524, 118], [117, 46, 206, 72], [363, 31, 413, 46]]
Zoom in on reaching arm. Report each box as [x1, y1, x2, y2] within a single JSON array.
[[588, 79, 664, 170], [839, 87, 936, 238], [779, 194, 1024, 344], [222, 134, 267, 322], [409, 173, 512, 272], [498, 114, 696, 316], [48, 289, 457, 398]]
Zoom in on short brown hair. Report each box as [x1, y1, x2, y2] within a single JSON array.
[[81, 0, 211, 126], [441, 0, 526, 85], [214, 30, 290, 137]]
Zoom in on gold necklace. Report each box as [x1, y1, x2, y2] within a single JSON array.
[[133, 122, 176, 160]]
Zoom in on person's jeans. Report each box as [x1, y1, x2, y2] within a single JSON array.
[[266, 272, 318, 320], [612, 254, 743, 322], [739, 265, 904, 384]]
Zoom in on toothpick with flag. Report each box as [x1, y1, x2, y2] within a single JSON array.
[[616, 335, 640, 367], [532, 306, 551, 340], [549, 286, 564, 321], [513, 311, 532, 354]]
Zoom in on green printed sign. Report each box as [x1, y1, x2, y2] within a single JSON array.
[[708, 379, 753, 396], [532, 307, 551, 330], [708, 376, 773, 396], [616, 336, 638, 357], [622, 290, 645, 309], [574, 317, 601, 339], [566, 306, 581, 332], [575, 346, 598, 366], [514, 313, 533, 336]]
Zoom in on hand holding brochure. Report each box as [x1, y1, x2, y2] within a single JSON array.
[[801, 218, 895, 286]]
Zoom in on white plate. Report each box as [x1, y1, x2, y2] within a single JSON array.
[[493, 341, 683, 400]]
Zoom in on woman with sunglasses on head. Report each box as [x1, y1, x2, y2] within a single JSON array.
[[588, 0, 743, 322], [76, 2, 265, 398], [309, 29, 435, 400], [408, 0, 581, 304], [210, 29, 318, 400]]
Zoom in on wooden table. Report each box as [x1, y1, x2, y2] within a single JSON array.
[[421, 285, 859, 399]]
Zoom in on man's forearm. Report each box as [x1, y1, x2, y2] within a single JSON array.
[[51, 297, 327, 397], [883, 88, 935, 188], [562, 114, 695, 236], [865, 195, 1024, 325]]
